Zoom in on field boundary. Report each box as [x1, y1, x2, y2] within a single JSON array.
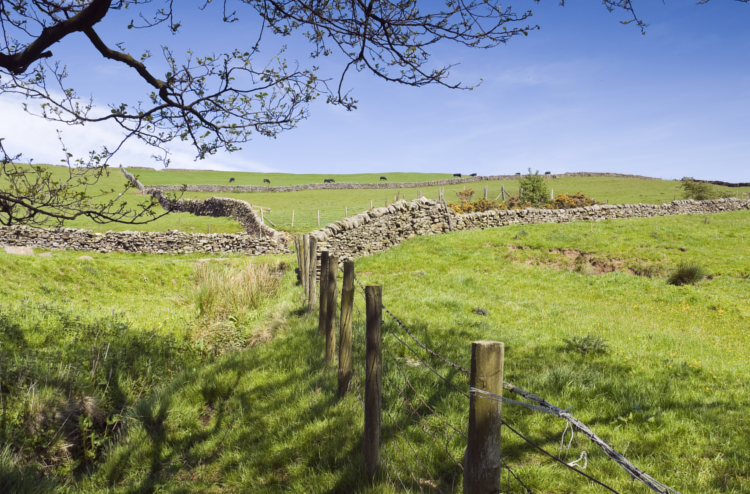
[[133, 171, 663, 193], [311, 197, 750, 264]]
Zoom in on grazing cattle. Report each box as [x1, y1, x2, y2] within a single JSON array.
[[380, 176, 387, 181], [453, 173, 462, 178], [229, 177, 235, 183], [263, 178, 271, 184], [544, 171, 551, 175], [324, 178, 335, 183], [515, 172, 521, 176], [470, 173, 477, 177]]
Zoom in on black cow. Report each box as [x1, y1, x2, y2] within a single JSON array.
[[544, 171, 551, 175], [263, 178, 271, 184], [229, 177, 235, 183], [470, 173, 477, 177], [324, 178, 335, 183], [515, 172, 521, 176], [453, 173, 462, 178], [380, 176, 387, 181]]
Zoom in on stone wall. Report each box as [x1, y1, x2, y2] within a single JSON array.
[[121, 166, 283, 240], [134, 171, 662, 194], [0, 226, 289, 255], [311, 197, 750, 263]]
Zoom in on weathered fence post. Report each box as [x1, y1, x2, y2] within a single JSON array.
[[291, 209, 295, 227], [300, 235, 308, 294], [307, 236, 318, 312], [296, 235, 304, 287], [501, 185, 506, 201], [338, 261, 355, 396], [464, 340, 504, 494], [364, 286, 383, 480], [318, 251, 330, 336], [484, 186, 488, 199], [325, 255, 338, 366]]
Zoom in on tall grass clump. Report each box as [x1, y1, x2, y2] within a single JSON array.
[[667, 262, 705, 286], [184, 260, 284, 350], [0, 303, 198, 482]]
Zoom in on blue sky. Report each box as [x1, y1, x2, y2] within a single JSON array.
[[1, 1, 748, 181]]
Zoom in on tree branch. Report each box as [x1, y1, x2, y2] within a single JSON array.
[[0, 0, 113, 74]]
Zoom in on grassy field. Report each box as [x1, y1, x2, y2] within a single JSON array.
[[2, 209, 749, 493], [4, 165, 749, 234]]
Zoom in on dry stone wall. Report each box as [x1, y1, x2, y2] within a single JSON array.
[[121, 166, 282, 240], [311, 197, 750, 263], [135, 171, 661, 194], [0, 226, 289, 255]]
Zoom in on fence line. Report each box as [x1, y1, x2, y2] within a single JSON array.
[[297, 236, 682, 494]]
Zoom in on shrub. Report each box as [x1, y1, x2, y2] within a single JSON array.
[[551, 192, 601, 209], [455, 188, 475, 202], [681, 179, 732, 201], [517, 168, 551, 207], [667, 263, 705, 286]]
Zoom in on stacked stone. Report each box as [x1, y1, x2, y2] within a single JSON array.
[[0, 227, 288, 255], [309, 198, 749, 265]]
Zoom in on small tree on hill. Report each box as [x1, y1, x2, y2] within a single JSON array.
[[518, 168, 550, 207], [681, 179, 731, 201]]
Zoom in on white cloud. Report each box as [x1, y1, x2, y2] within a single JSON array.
[[0, 95, 277, 172]]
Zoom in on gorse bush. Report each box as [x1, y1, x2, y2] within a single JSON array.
[[551, 192, 601, 209], [448, 191, 599, 214], [667, 262, 705, 286], [455, 188, 475, 202]]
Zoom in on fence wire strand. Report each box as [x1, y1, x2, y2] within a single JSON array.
[[346, 271, 681, 494]]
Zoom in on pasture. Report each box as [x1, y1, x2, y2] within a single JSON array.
[[5, 165, 749, 234], [1, 205, 749, 493]]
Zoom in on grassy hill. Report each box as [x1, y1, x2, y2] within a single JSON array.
[[2, 209, 749, 492], [2, 165, 748, 234]]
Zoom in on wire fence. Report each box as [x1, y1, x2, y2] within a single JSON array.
[[339, 268, 682, 494], [260, 184, 524, 230]]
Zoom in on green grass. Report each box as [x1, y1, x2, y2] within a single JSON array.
[[127, 169, 457, 187], [4, 165, 750, 234], [4, 210, 749, 492]]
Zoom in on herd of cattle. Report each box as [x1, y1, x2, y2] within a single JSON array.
[[226, 171, 553, 184]]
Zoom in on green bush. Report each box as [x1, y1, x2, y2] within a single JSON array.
[[681, 179, 732, 201], [667, 262, 705, 286], [518, 168, 551, 207]]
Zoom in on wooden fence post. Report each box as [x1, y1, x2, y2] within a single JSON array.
[[304, 235, 311, 295], [364, 286, 383, 480], [484, 186, 488, 199], [338, 261, 355, 396], [464, 341, 504, 494], [307, 236, 318, 312], [296, 235, 304, 287], [318, 251, 329, 336], [291, 209, 295, 227], [325, 255, 338, 366]]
